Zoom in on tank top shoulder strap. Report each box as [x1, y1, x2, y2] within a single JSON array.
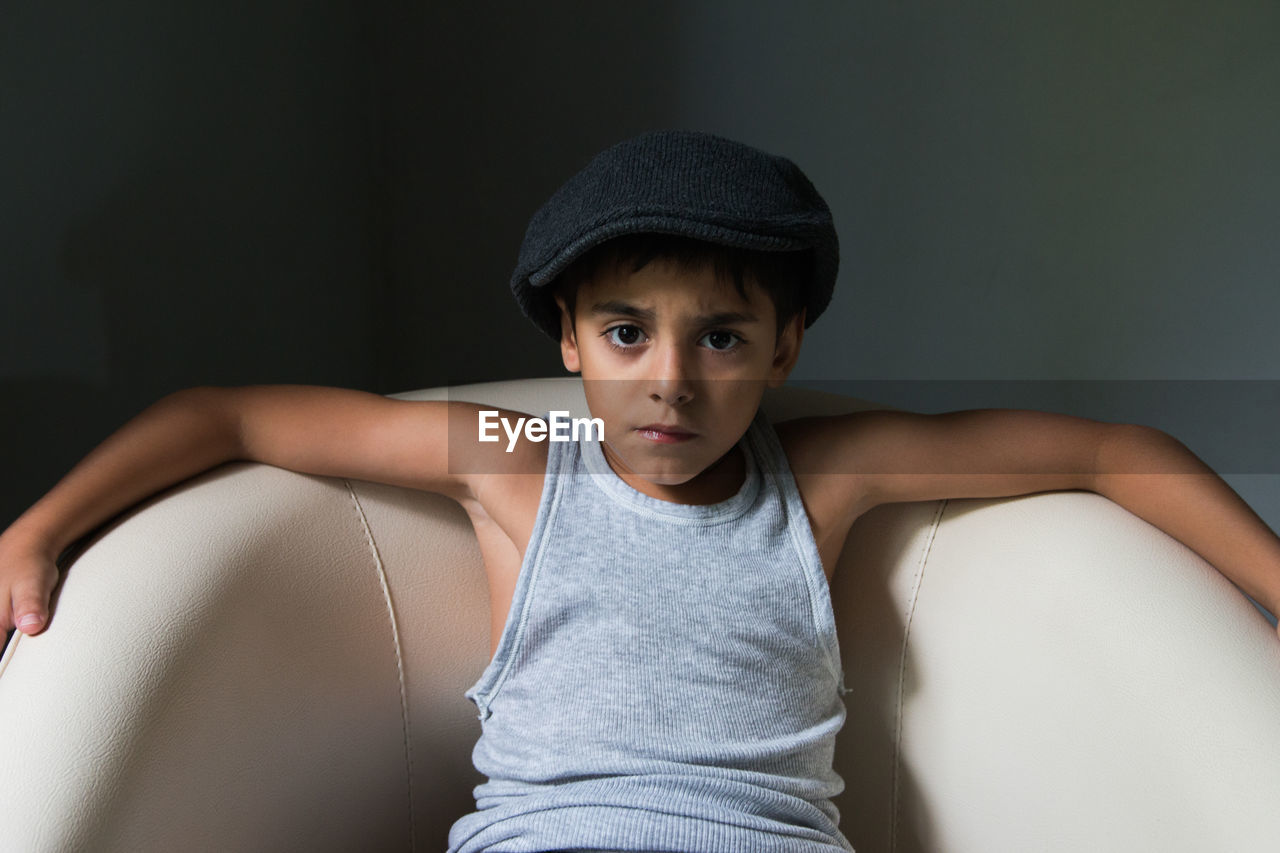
[[742, 407, 845, 691]]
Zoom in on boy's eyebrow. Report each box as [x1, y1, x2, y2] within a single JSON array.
[[586, 299, 759, 327]]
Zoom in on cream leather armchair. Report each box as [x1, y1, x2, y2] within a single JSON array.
[[3, 378, 1278, 852]]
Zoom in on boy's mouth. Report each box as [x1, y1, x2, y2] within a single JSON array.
[[635, 423, 697, 444]]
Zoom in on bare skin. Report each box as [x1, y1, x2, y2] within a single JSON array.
[[4, 260, 1280, 649]]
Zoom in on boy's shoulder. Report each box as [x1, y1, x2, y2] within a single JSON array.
[[771, 408, 908, 475], [771, 411, 862, 475], [773, 411, 876, 508], [380, 399, 549, 510], [772, 406, 975, 537], [762, 412, 887, 581], [456, 404, 551, 479]]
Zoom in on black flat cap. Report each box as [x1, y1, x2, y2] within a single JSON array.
[[510, 129, 839, 340]]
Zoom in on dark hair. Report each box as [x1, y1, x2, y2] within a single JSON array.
[[550, 233, 811, 343]]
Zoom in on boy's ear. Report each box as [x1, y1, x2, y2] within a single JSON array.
[[554, 294, 582, 373], [767, 308, 805, 388]]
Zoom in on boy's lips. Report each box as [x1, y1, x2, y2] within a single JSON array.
[[635, 423, 697, 443]]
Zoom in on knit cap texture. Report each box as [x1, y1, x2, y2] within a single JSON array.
[[510, 130, 839, 340]]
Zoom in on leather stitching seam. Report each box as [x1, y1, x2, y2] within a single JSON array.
[[344, 480, 417, 851], [890, 498, 947, 853]]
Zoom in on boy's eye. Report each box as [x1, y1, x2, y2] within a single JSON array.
[[605, 325, 646, 348], [700, 330, 742, 351]]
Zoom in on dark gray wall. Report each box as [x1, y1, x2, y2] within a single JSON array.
[[4, 2, 1278, 624], [3, 0, 387, 528], [382, 3, 691, 391], [661, 1, 1280, 602], [1, 1, 692, 530]]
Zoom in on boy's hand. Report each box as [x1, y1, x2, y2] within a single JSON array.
[[0, 535, 60, 636]]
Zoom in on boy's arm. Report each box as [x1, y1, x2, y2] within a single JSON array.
[[0, 385, 516, 636], [816, 408, 1280, 625], [1089, 424, 1280, 623]]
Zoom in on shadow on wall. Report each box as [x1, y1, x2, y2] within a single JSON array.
[[391, 3, 692, 392], [1, 0, 383, 529], [2, 1, 691, 532]]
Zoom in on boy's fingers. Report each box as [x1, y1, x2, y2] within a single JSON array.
[[13, 603, 49, 634], [11, 578, 55, 636]]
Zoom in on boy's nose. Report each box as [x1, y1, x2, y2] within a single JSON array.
[[647, 343, 695, 406]]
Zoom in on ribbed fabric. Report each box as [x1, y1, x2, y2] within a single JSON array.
[[509, 129, 840, 340], [447, 409, 853, 853]]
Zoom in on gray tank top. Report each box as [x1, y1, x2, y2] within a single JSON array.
[[447, 408, 853, 852]]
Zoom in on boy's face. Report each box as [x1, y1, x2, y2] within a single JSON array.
[[555, 258, 803, 497]]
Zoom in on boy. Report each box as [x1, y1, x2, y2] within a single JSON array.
[[2, 130, 1278, 851]]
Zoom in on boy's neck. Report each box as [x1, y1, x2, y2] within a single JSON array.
[[601, 444, 747, 506]]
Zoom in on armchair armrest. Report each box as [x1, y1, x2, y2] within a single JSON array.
[[0, 462, 489, 851], [833, 490, 1280, 851]]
